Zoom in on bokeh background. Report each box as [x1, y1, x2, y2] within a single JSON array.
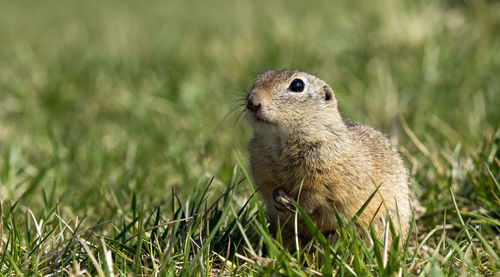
[[1, 0, 499, 223]]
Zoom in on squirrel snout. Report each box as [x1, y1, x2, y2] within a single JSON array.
[[246, 98, 261, 112], [246, 89, 270, 112]]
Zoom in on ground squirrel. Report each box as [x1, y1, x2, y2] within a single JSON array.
[[245, 70, 411, 246]]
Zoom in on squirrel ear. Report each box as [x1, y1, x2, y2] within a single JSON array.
[[323, 85, 333, 101]]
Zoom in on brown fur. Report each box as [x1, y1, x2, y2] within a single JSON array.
[[245, 70, 411, 245]]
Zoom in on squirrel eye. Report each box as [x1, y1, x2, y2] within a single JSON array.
[[288, 79, 305, 92]]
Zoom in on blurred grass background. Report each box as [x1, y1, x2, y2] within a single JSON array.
[[0, 0, 499, 263]]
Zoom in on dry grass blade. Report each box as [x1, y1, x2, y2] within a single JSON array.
[[382, 218, 389, 268], [101, 238, 114, 277], [78, 238, 105, 277], [400, 115, 431, 158]]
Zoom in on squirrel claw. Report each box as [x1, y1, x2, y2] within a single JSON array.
[[273, 188, 295, 213]]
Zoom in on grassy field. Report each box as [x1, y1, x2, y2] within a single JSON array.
[[0, 0, 499, 275]]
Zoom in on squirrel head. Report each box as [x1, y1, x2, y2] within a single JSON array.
[[246, 70, 343, 138]]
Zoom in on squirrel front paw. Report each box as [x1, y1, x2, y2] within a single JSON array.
[[273, 188, 295, 213]]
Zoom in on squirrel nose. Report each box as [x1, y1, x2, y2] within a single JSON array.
[[247, 88, 270, 112], [246, 97, 261, 112]]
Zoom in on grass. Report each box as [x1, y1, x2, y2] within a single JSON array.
[[0, 0, 499, 275]]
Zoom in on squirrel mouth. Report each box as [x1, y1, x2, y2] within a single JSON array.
[[247, 110, 272, 125]]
